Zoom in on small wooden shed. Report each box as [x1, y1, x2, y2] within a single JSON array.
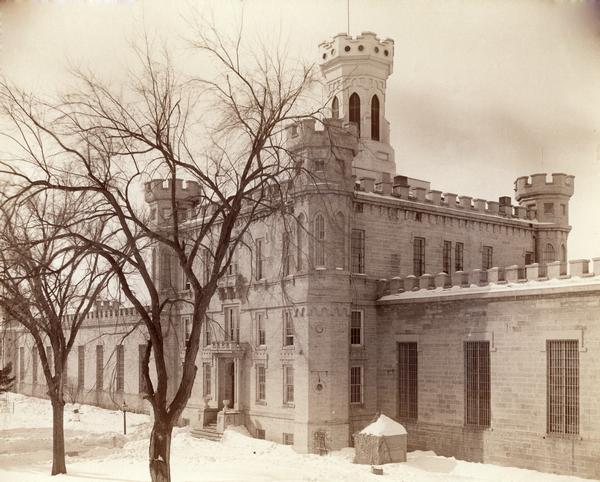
[[353, 414, 407, 465]]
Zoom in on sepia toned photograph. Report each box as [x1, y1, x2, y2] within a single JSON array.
[[0, 1, 599, 481]]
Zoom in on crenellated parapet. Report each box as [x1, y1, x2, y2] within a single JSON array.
[[319, 31, 394, 75], [144, 179, 202, 203], [376, 257, 600, 298], [515, 173, 574, 202]]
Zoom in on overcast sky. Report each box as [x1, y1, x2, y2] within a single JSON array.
[[1, 0, 599, 260]]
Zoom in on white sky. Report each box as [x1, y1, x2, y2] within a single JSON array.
[[1, 0, 599, 260]]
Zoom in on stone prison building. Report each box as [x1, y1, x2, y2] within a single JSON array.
[[5, 32, 600, 479]]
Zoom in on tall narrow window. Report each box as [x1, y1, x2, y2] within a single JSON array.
[[443, 240, 452, 274], [455, 242, 464, 272], [224, 306, 239, 342], [19, 347, 24, 384], [525, 251, 534, 265], [255, 239, 264, 280], [350, 366, 363, 404], [46, 346, 53, 375], [314, 215, 325, 267], [351, 229, 365, 274], [464, 341, 490, 427], [78, 345, 85, 390], [398, 342, 418, 419], [482, 246, 493, 270], [183, 316, 192, 344], [282, 232, 291, 276], [349, 93, 361, 136], [257, 313, 266, 346], [350, 310, 363, 346], [331, 96, 339, 119], [371, 95, 380, 141], [413, 237, 425, 277], [32, 347, 38, 384], [544, 243, 555, 263], [116, 345, 124, 392], [202, 249, 212, 284], [203, 363, 212, 397], [284, 366, 294, 404], [256, 365, 266, 402], [547, 340, 578, 434], [283, 312, 294, 347], [96, 345, 104, 392], [296, 214, 305, 272], [138, 344, 147, 394], [204, 321, 212, 346]]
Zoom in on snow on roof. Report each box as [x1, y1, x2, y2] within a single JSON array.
[[360, 414, 407, 437]]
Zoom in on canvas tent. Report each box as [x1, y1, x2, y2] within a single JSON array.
[[353, 414, 407, 465]]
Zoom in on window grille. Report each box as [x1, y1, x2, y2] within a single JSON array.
[[413, 237, 425, 277], [78, 345, 85, 390], [283, 312, 294, 346], [350, 310, 362, 345], [350, 366, 363, 404], [283, 433, 294, 445], [443, 240, 452, 274], [257, 314, 266, 346], [482, 246, 493, 271], [284, 366, 294, 404], [547, 340, 579, 435], [455, 242, 464, 271], [256, 428, 266, 440], [544, 243, 556, 263], [32, 348, 38, 384], [464, 341, 490, 427], [314, 431, 328, 455], [96, 345, 104, 392], [203, 363, 212, 397], [398, 342, 418, 419], [351, 229, 365, 274], [314, 215, 325, 267], [116, 345, 125, 392], [257, 365, 266, 401]]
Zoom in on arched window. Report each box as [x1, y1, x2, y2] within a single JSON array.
[[349, 93, 360, 136], [331, 97, 339, 119], [334, 212, 345, 269], [544, 243, 555, 263], [296, 214, 305, 271], [560, 244, 566, 263], [371, 95, 380, 141], [314, 214, 325, 267]]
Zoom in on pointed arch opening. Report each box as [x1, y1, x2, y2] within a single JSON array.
[[349, 93, 360, 137], [371, 95, 380, 141], [314, 214, 326, 267], [544, 243, 555, 263], [331, 96, 339, 119]]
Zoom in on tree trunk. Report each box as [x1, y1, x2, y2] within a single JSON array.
[[51, 399, 67, 475], [149, 419, 173, 482]]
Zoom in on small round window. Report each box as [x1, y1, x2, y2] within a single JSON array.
[[358, 45, 364, 51], [344, 45, 351, 52], [374, 46, 379, 53]]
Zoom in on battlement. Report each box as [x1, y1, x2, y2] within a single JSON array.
[[144, 178, 202, 203], [286, 118, 359, 154], [514, 172, 574, 202], [377, 257, 600, 300], [319, 31, 394, 75]]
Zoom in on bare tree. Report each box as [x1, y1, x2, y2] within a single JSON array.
[[0, 25, 327, 481], [0, 190, 115, 475]]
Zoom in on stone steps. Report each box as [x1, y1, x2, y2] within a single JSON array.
[[191, 423, 221, 442]]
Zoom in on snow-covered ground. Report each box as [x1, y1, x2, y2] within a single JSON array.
[[0, 393, 594, 482]]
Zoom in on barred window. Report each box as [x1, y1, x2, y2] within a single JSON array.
[[464, 341, 490, 427], [544, 243, 556, 263], [283, 312, 294, 347], [256, 428, 266, 440], [255, 239, 264, 280], [350, 310, 363, 346], [96, 345, 104, 392], [283, 433, 294, 445], [203, 363, 212, 397], [314, 215, 325, 267], [455, 242, 464, 271], [443, 240, 452, 274], [257, 314, 266, 346], [547, 340, 578, 435], [32, 348, 38, 384], [482, 246, 493, 271], [138, 344, 147, 394], [351, 229, 365, 274], [350, 366, 363, 404], [256, 365, 266, 402], [78, 345, 85, 390], [398, 342, 418, 419], [284, 366, 294, 404], [413, 237, 425, 277], [116, 345, 125, 392]]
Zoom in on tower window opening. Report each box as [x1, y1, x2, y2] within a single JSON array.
[[371, 95, 380, 141], [349, 93, 361, 137], [331, 97, 339, 119], [358, 45, 364, 51], [344, 45, 350, 52]]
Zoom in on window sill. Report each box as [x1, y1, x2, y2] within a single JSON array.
[[543, 432, 581, 441], [255, 400, 267, 406], [283, 403, 295, 409], [462, 424, 491, 433]]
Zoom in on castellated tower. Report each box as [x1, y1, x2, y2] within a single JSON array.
[[515, 173, 574, 264], [319, 32, 395, 182]]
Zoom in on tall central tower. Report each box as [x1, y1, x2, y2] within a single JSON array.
[[319, 32, 395, 181]]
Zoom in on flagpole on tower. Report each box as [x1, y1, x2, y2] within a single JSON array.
[[347, 0, 350, 34]]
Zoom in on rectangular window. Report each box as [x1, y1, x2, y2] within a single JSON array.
[[202, 249, 212, 284], [257, 313, 266, 346], [183, 316, 192, 343], [32, 348, 38, 384], [256, 365, 266, 402], [226, 246, 236, 275], [350, 366, 363, 404], [482, 246, 493, 270], [413, 237, 425, 277], [398, 342, 418, 419], [443, 240, 452, 274], [544, 202, 554, 214], [255, 239, 264, 280], [561, 204, 566, 216], [78, 345, 85, 390], [96, 345, 104, 392], [138, 344, 147, 394], [203, 363, 212, 397], [204, 321, 212, 346], [116, 345, 124, 392], [283, 433, 294, 445], [256, 429, 266, 440], [351, 229, 365, 274], [525, 251, 535, 265], [455, 242, 464, 271], [350, 310, 363, 346], [282, 232, 291, 277], [464, 341, 490, 427], [224, 306, 239, 342], [547, 340, 579, 435], [284, 366, 294, 404], [19, 347, 24, 384], [283, 312, 294, 347]]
